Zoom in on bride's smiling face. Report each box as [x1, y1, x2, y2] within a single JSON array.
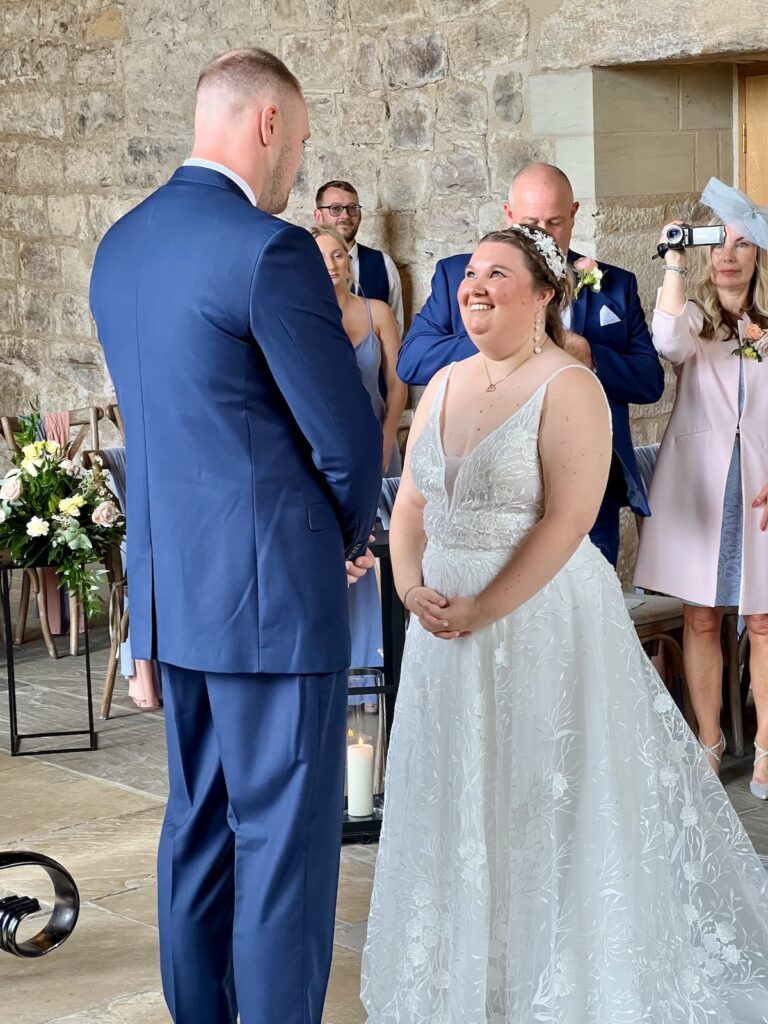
[[458, 241, 553, 359]]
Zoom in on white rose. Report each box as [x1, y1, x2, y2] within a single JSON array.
[[92, 501, 119, 527], [26, 516, 50, 538], [0, 476, 22, 501]]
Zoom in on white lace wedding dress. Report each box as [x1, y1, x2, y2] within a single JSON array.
[[361, 366, 768, 1024]]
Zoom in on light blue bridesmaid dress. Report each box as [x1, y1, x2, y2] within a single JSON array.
[[348, 302, 401, 703]]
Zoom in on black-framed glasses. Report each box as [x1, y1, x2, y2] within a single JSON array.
[[317, 203, 362, 217]]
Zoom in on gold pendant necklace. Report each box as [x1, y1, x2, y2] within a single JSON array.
[[483, 339, 546, 392], [483, 363, 516, 392]]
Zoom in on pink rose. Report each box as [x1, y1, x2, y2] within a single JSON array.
[[573, 257, 598, 272], [0, 474, 22, 501], [92, 501, 118, 527], [745, 322, 764, 341]]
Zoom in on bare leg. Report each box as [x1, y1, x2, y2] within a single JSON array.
[[683, 604, 726, 774], [746, 614, 768, 791]]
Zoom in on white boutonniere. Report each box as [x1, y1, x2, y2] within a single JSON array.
[[573, 257, 604, 299]]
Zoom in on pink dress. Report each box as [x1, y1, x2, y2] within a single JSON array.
[[633, 302, 768, 613]]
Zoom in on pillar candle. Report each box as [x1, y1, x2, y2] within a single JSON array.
[[347, 736, 374, 817]]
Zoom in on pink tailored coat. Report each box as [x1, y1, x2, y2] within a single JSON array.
[[633, 301, 768, 614]]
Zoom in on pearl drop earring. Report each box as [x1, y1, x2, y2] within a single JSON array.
[[533, 312, 544, 354]]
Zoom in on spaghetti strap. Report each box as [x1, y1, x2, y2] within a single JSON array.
[[540, 363, 612, 421], [364, 298, 374, 334], [540, 363, 598, 389], [432, 362, 455, 421]]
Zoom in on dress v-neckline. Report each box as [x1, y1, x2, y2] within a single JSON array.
[[437, 367, 547, 460], [434, 362, 597, 512], [436, 366, 548, 512]]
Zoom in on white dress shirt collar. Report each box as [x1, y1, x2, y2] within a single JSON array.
[[183, 158, 257, 207]]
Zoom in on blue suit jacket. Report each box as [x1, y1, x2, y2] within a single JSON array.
[[90, 166, 382, 675], [398, 252, 665, 515]]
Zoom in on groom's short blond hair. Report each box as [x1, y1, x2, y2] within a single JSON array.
[[196, 48, 302, 104]]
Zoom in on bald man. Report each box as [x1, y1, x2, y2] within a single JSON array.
[[398, 163, 665, 566], [90, 49, 381, 1024]]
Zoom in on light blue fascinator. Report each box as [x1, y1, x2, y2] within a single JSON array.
[[700, 176, 768, 250]]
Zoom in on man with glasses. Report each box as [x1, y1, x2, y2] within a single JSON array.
[[313, 179, 404, 334]]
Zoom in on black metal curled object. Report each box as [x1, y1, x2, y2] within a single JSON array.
[[0, 851, 79, 957]]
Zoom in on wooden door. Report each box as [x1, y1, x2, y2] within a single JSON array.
[[739, 70, 768, 204]]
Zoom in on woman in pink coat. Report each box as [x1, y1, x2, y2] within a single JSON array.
[[634, 220, 768, 799]]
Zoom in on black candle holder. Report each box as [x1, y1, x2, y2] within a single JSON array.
[[341, 530, 406, 845]]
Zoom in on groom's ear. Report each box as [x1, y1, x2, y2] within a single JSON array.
[[259, 104, 279, 146]]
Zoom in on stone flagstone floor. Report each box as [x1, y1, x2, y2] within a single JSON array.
[[1, 610, 767, 1023], [0, 617, 375, 1024]]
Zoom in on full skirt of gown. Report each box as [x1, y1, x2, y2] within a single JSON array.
[[361, 365, 768, 1024]]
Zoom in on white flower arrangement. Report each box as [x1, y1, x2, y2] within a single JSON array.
[[0, 406, 125, 616]]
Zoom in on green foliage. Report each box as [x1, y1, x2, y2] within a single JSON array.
[[0, 420, 124, 619]]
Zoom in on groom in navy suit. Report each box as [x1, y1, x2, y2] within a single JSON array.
[[90, 50, 381, 1024], [398, 163, 665, 566]]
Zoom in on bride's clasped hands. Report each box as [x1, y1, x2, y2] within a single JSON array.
[[403, 586, 484, 638]]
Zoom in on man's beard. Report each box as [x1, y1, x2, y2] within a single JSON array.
[[335, 221, 358, 242], [260, 147, 293, 215]]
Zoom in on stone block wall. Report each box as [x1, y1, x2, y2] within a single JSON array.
[[0, 0, 763, 565]]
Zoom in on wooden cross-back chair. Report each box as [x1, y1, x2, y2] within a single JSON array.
[[1, 407, 103, 462], [0, 406, 104, 659], [104, 403, 124, 442]]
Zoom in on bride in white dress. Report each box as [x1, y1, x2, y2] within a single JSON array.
[[361, 226, 768, 1023]]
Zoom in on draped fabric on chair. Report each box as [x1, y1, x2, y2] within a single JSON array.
[[634, 443, 660, 497], [101, 447, 161, 710], [377, 477, 401, 530]]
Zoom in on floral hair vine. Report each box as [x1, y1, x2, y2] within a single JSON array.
[[509, 224, 568, 282]]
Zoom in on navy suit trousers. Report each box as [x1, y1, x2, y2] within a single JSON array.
[[157, 664, 348, 1024], [589, 457, 627, 567]]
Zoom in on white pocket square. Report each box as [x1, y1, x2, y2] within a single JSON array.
[[600, 306, 621, 327]]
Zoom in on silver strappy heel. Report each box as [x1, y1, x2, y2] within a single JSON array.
[[750, 743, 768, 800], [700, 731, 726, 773]]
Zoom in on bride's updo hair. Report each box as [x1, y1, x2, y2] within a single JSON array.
[[479, 227, 574, 349]]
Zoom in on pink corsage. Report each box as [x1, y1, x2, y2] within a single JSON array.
[[732, 322, 767, 362]]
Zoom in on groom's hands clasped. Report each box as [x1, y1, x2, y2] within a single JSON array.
[[405, 587, 482, 640]]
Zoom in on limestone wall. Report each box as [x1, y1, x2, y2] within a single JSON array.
[[0, 0, 761, 563]]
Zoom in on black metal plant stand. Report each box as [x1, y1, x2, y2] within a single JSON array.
[[342, 530, 406, 844], [1, 562, 98, 756]]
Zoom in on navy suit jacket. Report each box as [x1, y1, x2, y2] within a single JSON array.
[[90, 166, 382, 675], [397, 252, 665, 515]]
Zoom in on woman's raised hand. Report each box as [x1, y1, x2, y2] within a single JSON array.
[[658, 221, 688, 265]]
